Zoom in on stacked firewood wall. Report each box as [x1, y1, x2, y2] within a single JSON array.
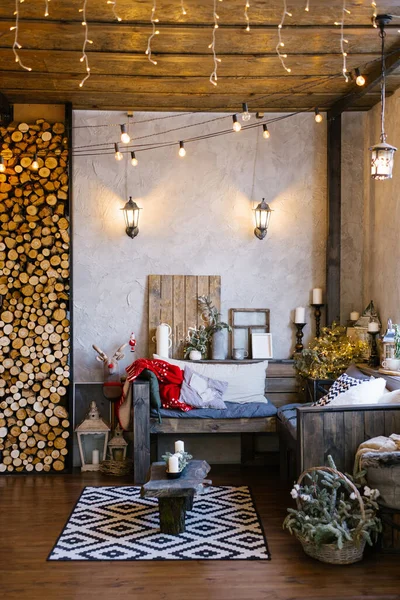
[[0, 119, 70, 473]]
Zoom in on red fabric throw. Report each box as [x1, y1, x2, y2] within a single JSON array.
[[125, 358, 192, 412]]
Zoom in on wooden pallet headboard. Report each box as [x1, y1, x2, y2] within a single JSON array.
[[148, 275, 221, 359]]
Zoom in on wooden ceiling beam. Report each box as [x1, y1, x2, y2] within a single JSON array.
[[328, 46, 400, 118]]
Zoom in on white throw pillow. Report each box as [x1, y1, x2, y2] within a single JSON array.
[[153, 355, 269, 403], [376, 389, 400, 404], [329, 377, 387, 405]]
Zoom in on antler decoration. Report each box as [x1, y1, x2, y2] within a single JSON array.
[[112, 343, 128, 362], [92, 344, 108, 363]]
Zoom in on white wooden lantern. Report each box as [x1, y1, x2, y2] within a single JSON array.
[[382, 319, 396, 365], [75, 401, 110, 471], [108, 424, 128, 462]]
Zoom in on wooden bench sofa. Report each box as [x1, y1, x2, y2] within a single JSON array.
[[131, 360, 297, 483], [278, 366, 400, 480]]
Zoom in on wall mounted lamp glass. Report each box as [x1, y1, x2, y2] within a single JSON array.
[[253, 199, 273, 240], [121, 197, 142, 239]]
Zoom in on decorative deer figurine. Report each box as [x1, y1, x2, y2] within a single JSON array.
[[92, 343, 128, 382]]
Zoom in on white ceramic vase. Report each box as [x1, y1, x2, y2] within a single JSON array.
[[189, 350, 202, 361]]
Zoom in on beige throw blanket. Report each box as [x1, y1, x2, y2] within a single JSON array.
[[354, 434, 400, 477]]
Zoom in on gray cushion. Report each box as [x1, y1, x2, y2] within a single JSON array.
[[345, 365, 372, 381], [152, 400, 277, 419], [277, 403, 305, 439]]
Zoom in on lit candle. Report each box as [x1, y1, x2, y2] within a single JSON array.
[[312, 288, 323, 304], [175, 440, 184, 453], [168, 455, 179, 473], [92, 449, 100, 465], [368, 321, 380, 333], [294, 307, 306, 324], [350, 311, 360, 322]]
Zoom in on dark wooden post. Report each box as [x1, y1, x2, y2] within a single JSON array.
[[132, 381, 151, 484], [326, 113, 341, 326]]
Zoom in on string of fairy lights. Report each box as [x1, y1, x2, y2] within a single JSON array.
[[334, 0, 351, 82], [7, 0, 389, 89]]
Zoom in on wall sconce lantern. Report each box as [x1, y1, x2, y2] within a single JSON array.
[[253, 198, 273, 240], [121, 196, 142, 239], [370, 14, 397, 180]]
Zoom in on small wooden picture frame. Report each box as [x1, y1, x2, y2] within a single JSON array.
[[251, 333, 273, 359]]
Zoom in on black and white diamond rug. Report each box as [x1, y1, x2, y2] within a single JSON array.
[[48, 485, 270, 561]]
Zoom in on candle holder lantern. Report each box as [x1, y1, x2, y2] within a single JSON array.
[[293, 323, 307, 356], [311, 303, 324, 338], [107, 424, 128, 462], [75, 401, 111, 471], [368, 331, 380, 368]]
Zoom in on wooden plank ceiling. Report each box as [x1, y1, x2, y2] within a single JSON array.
[[0, 0, 399, 112]]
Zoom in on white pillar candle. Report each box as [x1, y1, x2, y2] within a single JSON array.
[[168, 455, 179, 473], [312, 288, 323, 304], [294, 307, 306, 324], [175, 440, 184, 453], [350, 311, 360, 321], [368, 321, 380, 332], [92, 449, 100, 465]]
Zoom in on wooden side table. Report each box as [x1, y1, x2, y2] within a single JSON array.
[[141, 460, 211, 534]]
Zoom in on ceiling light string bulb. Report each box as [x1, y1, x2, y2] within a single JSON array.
[[355, 67, 366, 86], [130, 151, 138, 166], [262, 124, 270, 139], [241, 102, 251, 121], [334, 0, 351, 82], [305, 1, 310, 12], [120, 124, 131, 144], [114, 143, 123, 161], [145, 0, 160, 65], [180, 0, 187, 16], [78, 0, 93, 87], [276, 0, 292, 73], [31, 153, 39, 170], [11, 0, 32, 72], [244, 1, 250, 32], [107, 1, 122, 21], [209, 0, 222, 86], [44, 0, 51, 17], [232, 115, 242, 132], [178, 141, 186, 157], [0, 156, 5, 173], [314, 107, 323, 123]]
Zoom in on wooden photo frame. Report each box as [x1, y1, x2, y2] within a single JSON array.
[[251, 333, 273, 359]]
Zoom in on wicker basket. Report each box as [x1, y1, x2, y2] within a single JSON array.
[[294, 465, 367, 565]]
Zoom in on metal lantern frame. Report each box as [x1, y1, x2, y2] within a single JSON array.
[[121, 196, 142, 239], [369, 15, 397, 180], [382, 319, 396, 365], [107, 424, 128, 462], [75, 401, 110, 471], [253, 198, 273, 240]]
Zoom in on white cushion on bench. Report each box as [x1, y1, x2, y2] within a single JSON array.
[[153, 355, 269, 404]]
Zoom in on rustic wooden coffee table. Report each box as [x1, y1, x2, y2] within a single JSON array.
[[141, 460, 211, 534]]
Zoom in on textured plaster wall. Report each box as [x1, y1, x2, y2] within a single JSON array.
[[363, 88, 400, 327], [73, 110, 327, 382], [341, 112, 367, 322]]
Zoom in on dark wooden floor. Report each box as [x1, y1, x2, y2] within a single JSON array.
[[0, 466, 399, 600]]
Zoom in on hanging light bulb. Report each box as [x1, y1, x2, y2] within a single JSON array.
[[120, 124, 131, 144], [178, 141, 186, 157], [314, 108, 323, 123], [232, 115, 242, 132], [262, 124, 270, 139], [31, 153, 39, 170], [370, 15, 397, 180], [130, 151, 138, 166], [0, 156, 5, 173], [241, 102, 251, 122], [114, 143, 123, 161], [355, 68, 366, 87]]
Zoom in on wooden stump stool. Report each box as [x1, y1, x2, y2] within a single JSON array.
[[141, 460, 211, 535]]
